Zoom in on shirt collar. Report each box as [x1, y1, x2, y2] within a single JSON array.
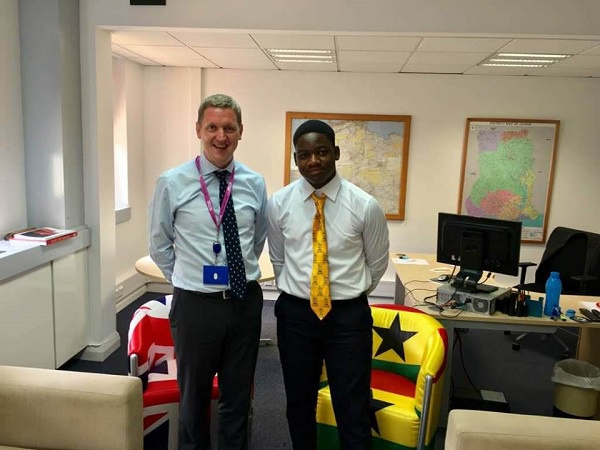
[[199, 153, 235, 176], [299, 173, 341, 202]]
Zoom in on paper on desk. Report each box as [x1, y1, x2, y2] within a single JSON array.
[[580, 301, 600, 312], [392, 257, 429, 265]]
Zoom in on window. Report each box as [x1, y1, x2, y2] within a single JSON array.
[[112, 58, 130, 224]]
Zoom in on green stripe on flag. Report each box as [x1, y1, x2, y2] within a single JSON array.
[[372, 359, 420, 382], [317, 422, 436, 450]]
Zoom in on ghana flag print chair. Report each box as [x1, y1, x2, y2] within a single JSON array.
[[127, 295, 220, 450], [317, 304, 448, 450]]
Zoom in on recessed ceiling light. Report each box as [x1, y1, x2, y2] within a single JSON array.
[[480, 63, 546, 68], [478, 52, 571, 68], [497, 53, 570, 59], [266, 48, 336, 64]]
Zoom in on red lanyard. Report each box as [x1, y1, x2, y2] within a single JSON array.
[[195, 156, 235, 234]]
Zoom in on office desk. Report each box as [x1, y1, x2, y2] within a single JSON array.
[[135, 253, 276, 284], [390, 252, 600, 424]]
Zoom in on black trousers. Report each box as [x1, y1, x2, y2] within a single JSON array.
[[275, 292, 373, 450], [170, 282, 263, 450]]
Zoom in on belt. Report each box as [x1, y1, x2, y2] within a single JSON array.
[[193, 280, 258, 299], [175, 280, 258, 300], [203, 289, 235, 299], [282, 291, 367, 304]]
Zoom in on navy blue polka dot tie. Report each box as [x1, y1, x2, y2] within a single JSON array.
[[216, 170, 247, 299]]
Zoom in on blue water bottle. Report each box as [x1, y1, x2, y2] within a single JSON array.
[[543, 271, 562, 316]]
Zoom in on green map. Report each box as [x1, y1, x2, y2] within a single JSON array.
[[461, 121, 558, 242]]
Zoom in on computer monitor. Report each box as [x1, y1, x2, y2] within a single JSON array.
[[437, 212, 522, 293]]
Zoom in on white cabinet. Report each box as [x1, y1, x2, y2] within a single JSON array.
[[0, 249, 89, 369], [0, 265, 55, 368], [53, 250, 88, 367]]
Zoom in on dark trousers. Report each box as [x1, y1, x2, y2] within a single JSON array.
[[170, 282, 263, 450], [275, 292, 373, 450]]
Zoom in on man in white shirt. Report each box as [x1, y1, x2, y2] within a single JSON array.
[[267, 120, 389, 450]]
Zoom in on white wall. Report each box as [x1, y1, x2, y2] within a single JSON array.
[[134, 68, 600, 285], [114, 65, 202, 288], [143, 68, 202, 200], [0, 0, 26, 236]]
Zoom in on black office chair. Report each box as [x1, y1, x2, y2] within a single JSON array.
[[512, 226, 600, 356]]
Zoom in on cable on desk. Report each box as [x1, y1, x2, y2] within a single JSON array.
[[439, 307, 467, 318], [418, 294, 445, 312], [404, 279, 438, 285], [403, 286, 437, 303], [476, 271, 493, 288], [434, 287, 470, 317]]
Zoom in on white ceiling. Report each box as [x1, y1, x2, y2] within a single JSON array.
[[112, 30, 600, 78]]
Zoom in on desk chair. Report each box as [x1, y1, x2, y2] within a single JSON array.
[[316, 304, 448, 450], [127, 296, 220, 450], [512, 227, 600, 355]]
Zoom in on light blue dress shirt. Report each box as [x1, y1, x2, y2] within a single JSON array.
[[266, 173, 389, 300], [149, 154, 267, 292]]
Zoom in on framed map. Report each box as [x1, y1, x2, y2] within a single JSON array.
[[458, 118, 560, 244], [284, 112, 411, 220]]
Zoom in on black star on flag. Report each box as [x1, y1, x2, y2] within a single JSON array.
[[373, 313, 418, 361], [369, 390, 394, 435]]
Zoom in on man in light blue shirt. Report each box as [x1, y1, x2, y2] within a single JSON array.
[[149, 94, 267, 450], [267, 120, 389, 450]]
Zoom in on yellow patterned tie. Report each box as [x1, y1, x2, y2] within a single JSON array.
[[310, 193, 332, 320]]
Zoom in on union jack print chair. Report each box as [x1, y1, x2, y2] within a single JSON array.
[[127, 295, 219, 450], [317, 304, 448, 450]]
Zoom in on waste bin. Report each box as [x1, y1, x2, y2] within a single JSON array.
[[551, 359, 600, 419]]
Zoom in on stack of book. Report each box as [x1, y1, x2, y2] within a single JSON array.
[[8, 227, 78, 246]]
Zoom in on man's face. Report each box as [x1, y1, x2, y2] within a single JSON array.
[[196, 107, 243, 168], [294, 132, 340, 189]]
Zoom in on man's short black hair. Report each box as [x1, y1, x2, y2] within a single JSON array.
[[293, 120, 335, 147]]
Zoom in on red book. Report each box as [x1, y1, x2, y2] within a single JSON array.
[[9, 227, 78, 246]]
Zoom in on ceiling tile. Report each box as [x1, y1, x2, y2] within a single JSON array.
[[121, 45, 201, 59], [195, 48, 277, 70], [112, 44, 160, 65], [336, 36, 421, 52], [252, 34, 334, 50], [169, 31, 256, 48], [155, 57, 218, 68], [402, 64, 471, 74], [499, 39, 600, 54], [531, 67, 600, 77], [274, 61, 338, 72], [408, 52, 489, 65], [110, 29, 600, 78], [464, 65, 531, 76], [551, 55, 600, 68], [112, 30, 182, 46], [121, 45, 216, 67], [338, 50, 411, 65], [582, 44, 600, 55], [339, 62, 402, 73], [418, 37, 510, 53]]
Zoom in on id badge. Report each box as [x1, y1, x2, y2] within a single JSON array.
[[204, 265, 229, 285]]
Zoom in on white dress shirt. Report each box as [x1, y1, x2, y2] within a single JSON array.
[[148, 154, 267, 292], [267, 173, 389, 300]]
